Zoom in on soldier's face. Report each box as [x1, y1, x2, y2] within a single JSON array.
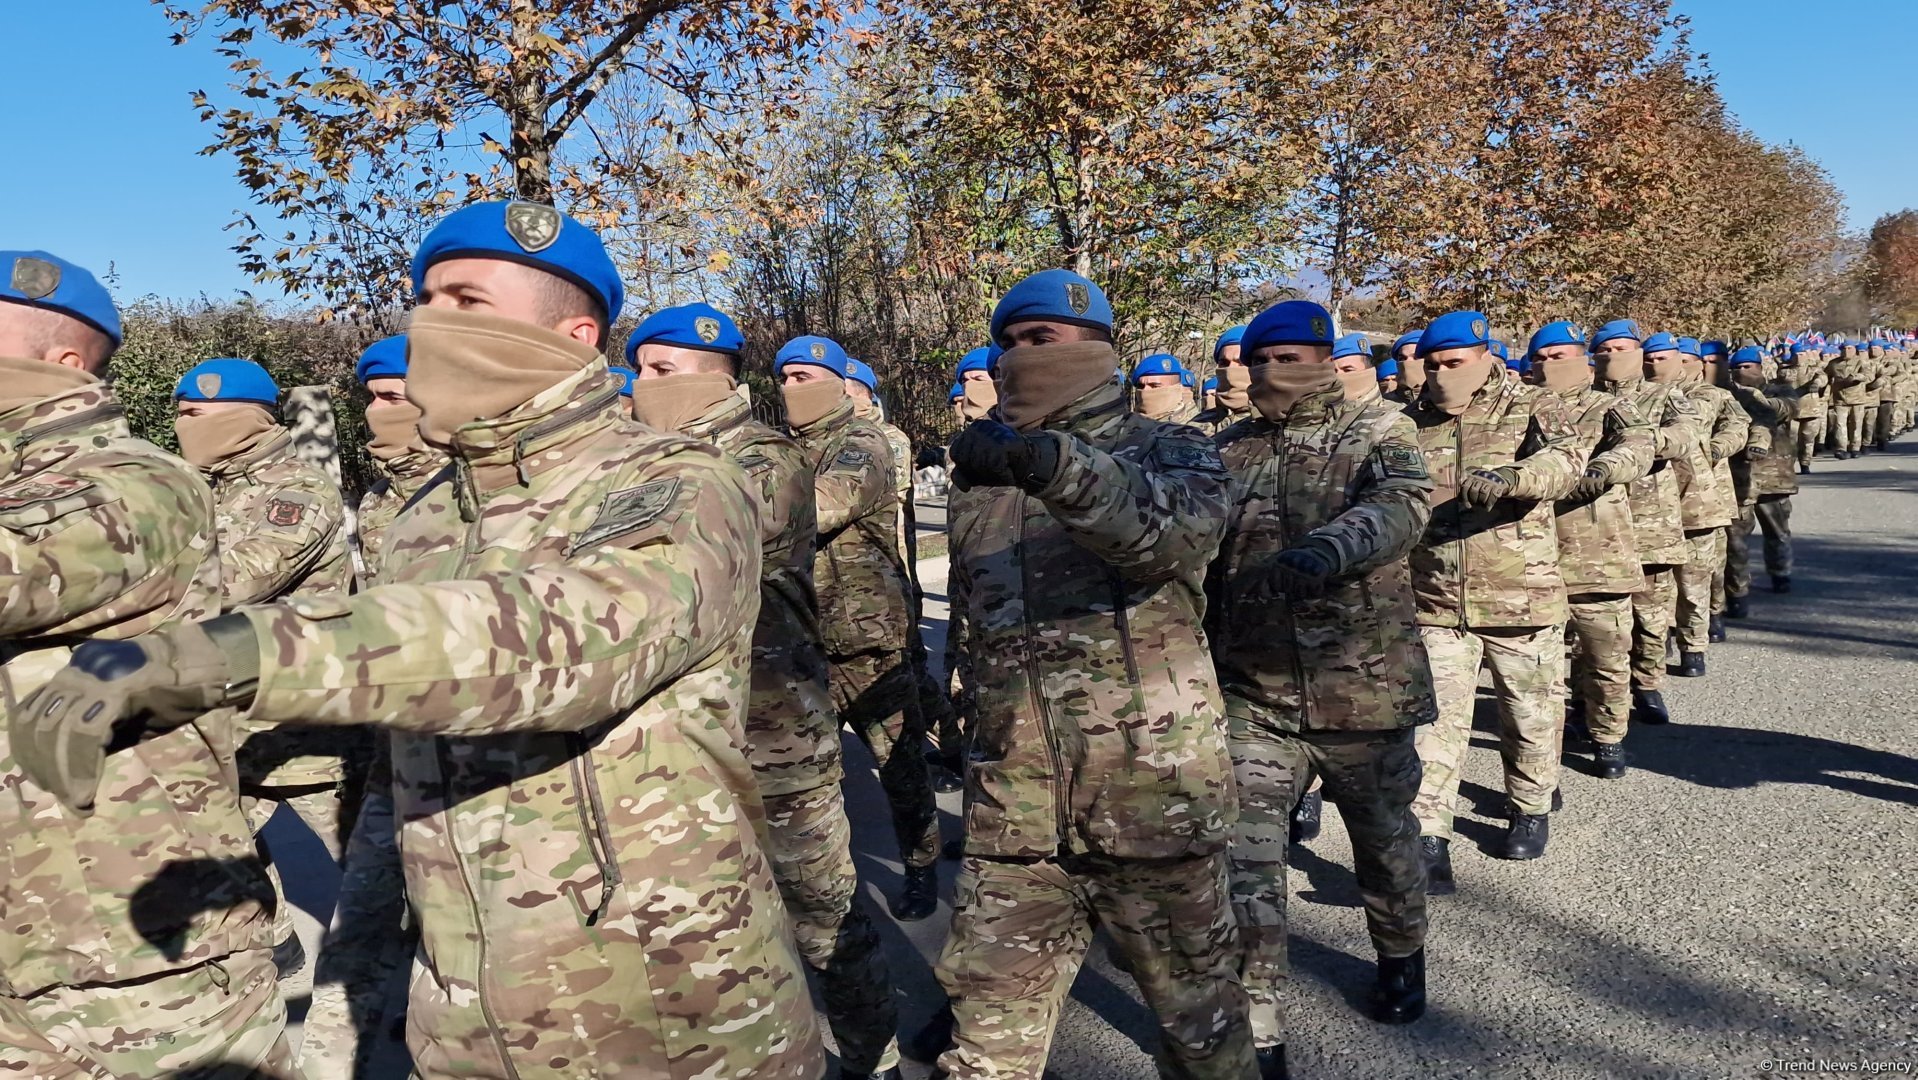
[[1425, 345, 1487, 371], [175, 399, 254, 419], [999, 320, 1100, 349], [1533, 344, 1586, 364], [364, 377, 409, 410], [845, 380, 874, 403], [1217, 344, 1243, 366], [961, 369, 992, 383], [1395, 346, 1416, 366], [1136, 374, 1181, 389], [632, 342, 729, 380], [781, 364, 833, 386], [1591, 338, 1637, 357], [418, 259, 598, 346], [1333, 354, 1368, 374], [1248, 344, 1333, 365], [1379, 376, 1399, 393]]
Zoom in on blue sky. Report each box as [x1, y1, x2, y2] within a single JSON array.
[[3, 0, 1911, 304]]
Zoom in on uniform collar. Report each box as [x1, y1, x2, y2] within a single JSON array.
[[0, 380, 128, 452], [206, 425, 294, 481], [448, 362, 625, 495], [681, 387, 753, 440]]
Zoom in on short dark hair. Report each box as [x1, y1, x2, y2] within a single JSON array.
[[526, 267, 608, 344], [8, 304, 115, 370]]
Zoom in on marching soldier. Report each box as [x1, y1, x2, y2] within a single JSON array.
[[1133, 352, 1200, 423], [1645, 334, 1744, 673], [1725, 346, 1799, 606], [350, 333, 445, 583], [1390, 330, 1425, 402], [1331, 332, 1379, 404], [1783, 342, 1827, 474], [1827, 340, 1871, 458], [1194, 325, 1252, 433]]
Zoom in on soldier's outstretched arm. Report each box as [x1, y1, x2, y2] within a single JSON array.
[[241, 449, 762, 735], [1708, 393, 1752, 463], [1732, 384, 1797, 426], [1028, 424, 1229, 582], [812, 426, 893, 537], [1305, 413, 1433, 576], [1589, 400, 1656, 486], [1652, 390, 1701, 461], [221, 476, 345, 605], [1505, 394, 1585, 501]]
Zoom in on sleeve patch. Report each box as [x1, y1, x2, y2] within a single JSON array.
[[832, 447, 874, 470], [571, 478, 682, 551], [0, 473, 110, 529], [1374, 444, 1429, 480], [0, 473, 93, 510], [264, 496, 310, 528], [1152, 440, 1226, 473]]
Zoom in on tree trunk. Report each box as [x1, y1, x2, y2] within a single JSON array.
[[508, 0, 553, 202]]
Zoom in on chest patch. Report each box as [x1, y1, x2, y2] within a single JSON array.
[[1153, 440, 1225, 472], [573, 478, 681, 550], [0, 473, 93, 510], [265, 496, 308, 528]]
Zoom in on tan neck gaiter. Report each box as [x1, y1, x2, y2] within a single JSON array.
[[631, 372, 738, 433], [851, 396, 878, 420], [1217, 364, 1252, 409], [1645, 352, 1686, 384], [959, 379, 998, 421], [0, 356, 98, 416], [996, 341, 1119, 431], [1595, 348, 1645, 384], [781, 378, 846, 430], [1426, 354, 1495, 416], [1536, 355, 1594, 392], [1337, 369, 1380, 403], [176, 404, 277, 468], [1399, 355, 1426, 391], [365, 400, 427, 462], [1137, 384, 1187, 420], [1249, 361, 1339, 421], [405, 307, 600, 447], [1679, 357, 1705, 385]]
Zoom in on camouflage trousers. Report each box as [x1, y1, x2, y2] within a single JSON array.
[[1224, 700, 1425, 1049], [0, 948, 298, 1079], [934, 852, 1253, 1080], [1863, 405, 1880, 446], [1672, 528, 1726, 653], [299, 738, 412, 1080], [1727, 496, 1793, 597], [1878, 404, 1900, 446], [763, 784, 900, 1075], [1413, 623, 1566, 835], [827, 648, 942, 869], [1566, 594, 1635, 746], [1795, 417, 1824, 467], [1834, 404, 1870, 452], [244, 782, 350, 950], [1631, 568, 1679, 690]]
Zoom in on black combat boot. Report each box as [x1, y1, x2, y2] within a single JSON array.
[[1594, 742, 1627, 779], [1674, 651, 1706, 677], [906, 1002, 955, 1063], [1498, 813, 1550, 860], [1420, 836, 1455, 896], [1708, 615, 1727, 643], [1551, 787, 1565, 813], [941, 837, 965, 861], [1289, 789, 1323, 844], [1632, 687, 1671, 725], [930, 766, 964, 794], [844, 1070, 905, 1080], [892, 864, 939, 922], [1725, 592, 1750, 618], [1772, 574, 1792, 593], [1371, 948, 1428, 1025], [1257, 1044, 1291, 1079], [1799, 463, 1811, 475]]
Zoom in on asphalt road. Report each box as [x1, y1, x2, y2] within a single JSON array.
[[277, 439, 1918, 1079]]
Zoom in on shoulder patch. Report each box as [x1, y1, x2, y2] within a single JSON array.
[[1374, 443, 1429, 480], [832, 447, 875, 470], [0, 472, 110, 529], [571, 478, 682, 551], [264, 496, 309, 528], [1152, 439, 1226, 473]]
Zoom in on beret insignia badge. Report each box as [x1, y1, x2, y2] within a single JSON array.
[[504, 201, 561, 253], [694, 316, 720, 344], [196, 373, 223, 398], [810, 342, 827, 361], [1066, 282, 1089, 315], [10, 257, 61, 301], [1310, 316, 1329, 339], [1472, 318, 1488, 338]]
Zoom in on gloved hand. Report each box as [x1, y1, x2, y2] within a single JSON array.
[[948, 420, 1062, 493], [1253, 544, 1338, 601], [1458, 467, 1518, 508], [12, 616, 256, 813], [1569, 465, 1611, 502]]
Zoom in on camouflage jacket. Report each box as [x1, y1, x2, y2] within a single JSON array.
[[1193, 400, 1254, 436], [875, 417, 919, 565], [1595, 374, 1697, 569], [1786, 362, 1829, 418], [1406, 364, 1585, 629], [690, 390, 842, 798], [0, 380, 273, 998], [1731, 379, 1800, 499], [355, 445, 445, 588], [1208, 388, 1437, 733], [205, 426, 350, 605], [1137, 390, 1200, 426], [233, 363, 821, 1079], [948, 382, 1235, 860], [1549, 385, 1655, 596], [1828, 354, 1873, 406], [790, 397, 912, 657], [1671, 382, 1744, 530]]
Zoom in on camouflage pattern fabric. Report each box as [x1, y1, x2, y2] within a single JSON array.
[[1193, 401, 1253, 437], [1565, 596, 1634, 745], [353, 446, 445, 588], [1794, 415, 1824, 468], [1730, 378, 1800, 500], [1728, 497, 1793, 598], [1829, 350, 1873, 452], [1548, 385, 1654, 594], [205, 425, 350, 608], [1631, 569, 1679, 690], [1223, 705, 1424, 1048], [827, 648, 941, 869], [1672, 528, 1726, 653], [1671, 382, 1743, 532], [231, 363, 822, 1079], [1406, 362, 1585, 629], [1834, 404, 1870, 453], [934, 851, 1253, 1080], [1595, 372, 1696, 570], [1412, 623, 1567, 837], [0, 379, 284, 1069], [1209, 387, 1437, 734], [946, 382, 1237, 860]]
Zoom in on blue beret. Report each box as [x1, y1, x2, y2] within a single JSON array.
[[1202, 375, 1218, 392], [1700, 339, 1728, 357], [1526, 320, 1584, 357], [990, 269, 1113, 341], [1591, 319, 1642, 347], [1789, 341, 1812, 355], [625, 302, 743, 361], [1376, 359, 1400, 379], [1678, 337, 1701, 358], [1213, 325, 1247, 360], [175, 358, 279, 405], [609, 364, 637, 397], [1332, 332, 1370, 360], [1131, 353, 1189, 384], [1245, 300, 1336, 352], [956, 347, 993, 377], [775, 335, 853, 374], [1180, 369, 1194, 387], [1488, 338, 1510, 361], [0, 250, 121, 346], [949, 380, 964, 401], [1730, 346, 1764, 365], [1391, 330, 1422, 356], [1416, 310, 1492, 357], [411, 200, 624, 324], [1642, 331, 1679, 353], [355, 334, 408, 384], [844, 357, 879, 392]]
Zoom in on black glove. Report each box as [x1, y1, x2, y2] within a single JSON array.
[[1458, 467, 1517, 508], [948, 420, 1062, 493], [1253, 544, 1337, 601], [12, 616, 256, 813], [1569, 465, 1611, 502]]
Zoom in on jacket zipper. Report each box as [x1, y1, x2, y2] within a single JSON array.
[[570, 738, 623, 924], [1016, 495, 1071, 847], [1455, 414, 1467, 623], [1274, 427, 1310, 726]]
